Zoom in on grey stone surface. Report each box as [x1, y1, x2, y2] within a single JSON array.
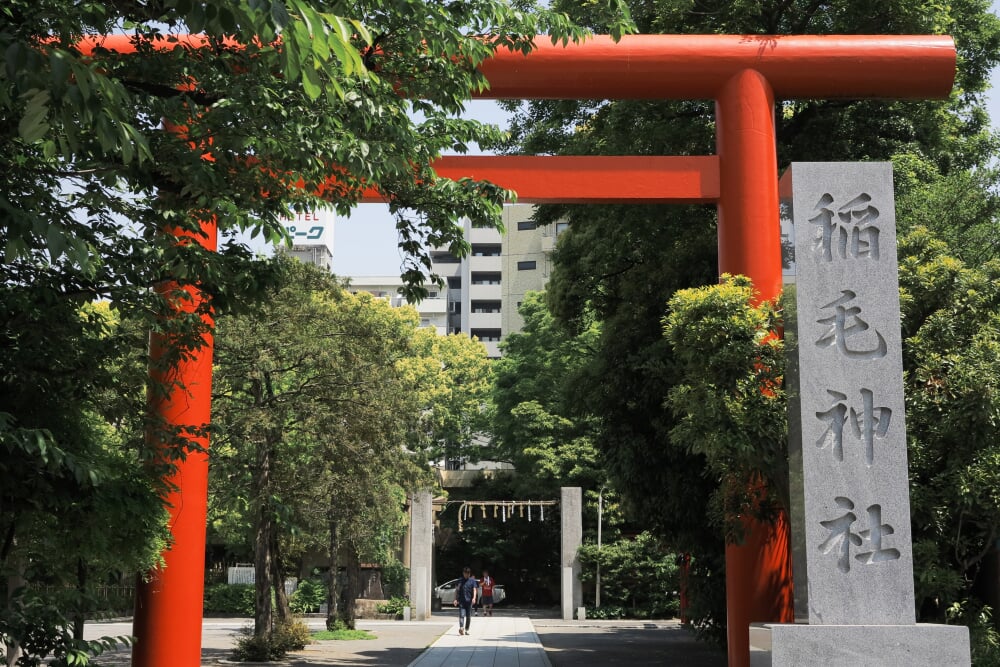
[[410, 490, 434, 620], [560, 487, 583, 620], [783, 162, 915, 625], [749, 622, 970, 667]]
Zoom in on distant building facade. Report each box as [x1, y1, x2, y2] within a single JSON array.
[[290, 204, 561, 356], [345, 275, 448, 335], [430, 204, 558, 357], [280, 210, 334, 272]]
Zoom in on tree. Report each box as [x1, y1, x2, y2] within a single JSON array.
[[3, 0, 633, 656], [663, 276, 787, 540], [490, 291, 603, 492], [500, 0, 1000, 641], [402, 327, 494, 468], [0, 296, 168, 665], [211, 256, 429, 637], [897, 230, 1000, 624]]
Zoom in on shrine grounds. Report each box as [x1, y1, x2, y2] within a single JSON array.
[[82, 606, 726, 666]]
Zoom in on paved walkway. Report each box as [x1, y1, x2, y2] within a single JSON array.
[[408, 616, 549, 667], [81, 611, 725, 666]]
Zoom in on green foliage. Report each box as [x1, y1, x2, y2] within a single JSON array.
[[401, 328, 494, 466], [379, 561, 409, 600], [0, 299, 169, 662], [946, 600, 1000, 667], [577, 532, 680, 619], [375, 597, 409, 617], [490, 292, 604, 492], [0, 590, 130, 667], [210, 257, 440, 633], [663, 275, 788, 536], [312, 626, 376, 640], [897, 229, 1000, 621], [585, 605, 627, 620], [203, 584, 255, 616], [289, 579, 328, 615], [232, 620, 312, 662]]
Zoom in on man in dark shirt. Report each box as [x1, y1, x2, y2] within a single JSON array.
[[453, 566, 479, 635]]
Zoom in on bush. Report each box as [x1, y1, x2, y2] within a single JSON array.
[[231, 620, 312, 662], [376, 597, 409, 617], [946, 600, 1000, 667], [380, 561, 409, 599], [203, 583, 255, 616], [1, 591, 129, 667], [586, 605, 626, 620], [289, 579, 328, 614], [577, 531, 680, 619]]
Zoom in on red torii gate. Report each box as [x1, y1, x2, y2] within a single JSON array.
[[113, 34, 955, 667]]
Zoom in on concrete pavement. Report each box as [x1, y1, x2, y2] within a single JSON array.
[[409, 615, 549, 667], [81, 609, 725, 666]]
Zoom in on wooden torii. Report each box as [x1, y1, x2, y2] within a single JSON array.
[[82, 33, 955, 667]]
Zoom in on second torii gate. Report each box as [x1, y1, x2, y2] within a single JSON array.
[[131, 33, 956, 667]]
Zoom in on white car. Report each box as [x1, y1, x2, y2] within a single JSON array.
[[434, 578, 506, 605]]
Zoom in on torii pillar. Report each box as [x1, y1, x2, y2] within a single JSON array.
[[114, 34, 955, 667]]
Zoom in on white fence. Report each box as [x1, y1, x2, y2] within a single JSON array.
[[227, 566, 297, 595]]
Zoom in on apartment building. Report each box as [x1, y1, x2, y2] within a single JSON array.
[[430, 204, 556, 357], [287, 204, 559, 357]]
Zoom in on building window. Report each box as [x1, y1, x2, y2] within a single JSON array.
[[431, 252, 460, 264], [471, 300, 501, 314], [517, 260, 537, 270], [555, 222, 569, 236], [471, 272, 501, 285], [471, 244, 502, 256], [517, 221, 537, 231], [471, 328, 502, 342]]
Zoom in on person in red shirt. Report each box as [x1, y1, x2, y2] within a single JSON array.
[[479, 569, 496, 617]]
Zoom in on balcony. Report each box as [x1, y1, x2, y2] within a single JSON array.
[[470, 283, 501, 300], [468, 255, 502, 272], [416, 297, 447, 316], [470, 227, 502, 244], [469, 312, 502, 329]]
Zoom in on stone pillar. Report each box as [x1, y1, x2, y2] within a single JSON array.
[[751, 162, 969, 665], [409, 490, 433, 620], [560, 487, 583, 620]]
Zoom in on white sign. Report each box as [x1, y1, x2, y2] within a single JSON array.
[[282, 209, 334, 250]]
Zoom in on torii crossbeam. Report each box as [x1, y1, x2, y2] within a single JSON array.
[[102, 33, 955, 667]]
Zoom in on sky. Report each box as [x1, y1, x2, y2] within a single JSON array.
[[325, 99, 510, 276], [313, 15, 1000, 277]]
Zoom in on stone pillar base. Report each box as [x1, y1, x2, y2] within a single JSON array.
[[749, 622, 970, 667]]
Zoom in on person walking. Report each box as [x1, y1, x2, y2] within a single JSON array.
[[479, 569, 496, 617], [452, 566, 479, 635]]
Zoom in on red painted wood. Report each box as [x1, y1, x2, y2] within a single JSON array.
[[357, 155, 720, 204], [132, 222, 216, 667], [477, 34, 956, 100]]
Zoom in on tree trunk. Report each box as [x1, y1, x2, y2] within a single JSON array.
[[326, 515, 341, 631], [5, 551, 25, 667], [253, 437, 276, 637], [72, 557, 87, 640], [341, 546, 360, 630], [271, 529, 291, 624]]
